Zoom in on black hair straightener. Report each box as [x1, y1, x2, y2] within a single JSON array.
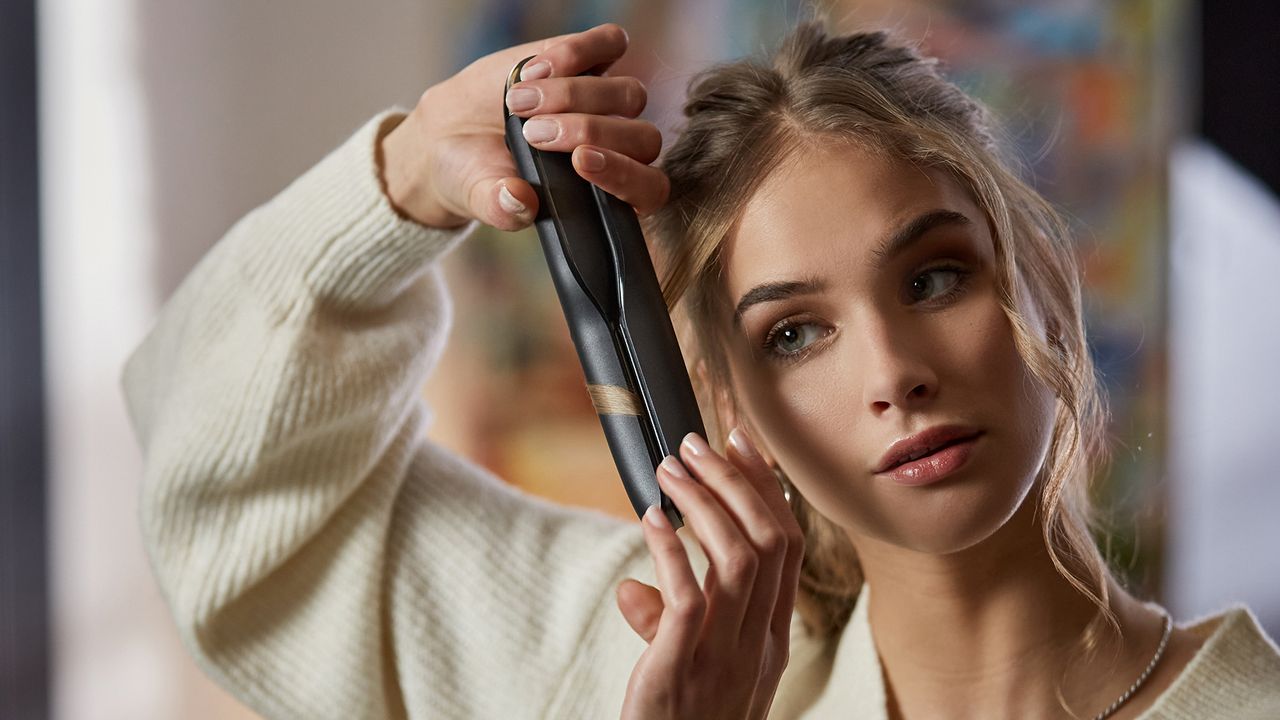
[[502, 56, 704, 530]]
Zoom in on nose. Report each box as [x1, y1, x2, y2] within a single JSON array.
[[859, 320, 938, 415]]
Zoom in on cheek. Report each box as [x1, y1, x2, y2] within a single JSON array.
[[727, 355, 849, 491], [735, 359, 848, 448], [941, 293, 1030, 397], [955, 298, 1057, 478]]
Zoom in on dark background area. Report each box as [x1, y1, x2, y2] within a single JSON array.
[[1, 0, 50, 716], [1199, 0, 1280, 194]]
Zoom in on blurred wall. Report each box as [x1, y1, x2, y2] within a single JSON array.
[[1167, 140, 1280, 636], [136, 0, 465, 300], [39, 1, 202, 716]]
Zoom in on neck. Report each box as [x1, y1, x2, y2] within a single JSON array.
[[852, 495, 1157, 719]]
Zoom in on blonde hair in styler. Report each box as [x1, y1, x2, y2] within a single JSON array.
[[586, 383, 645, 416]]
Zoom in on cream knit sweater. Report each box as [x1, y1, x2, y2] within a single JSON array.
[[122, 109, 1280, 719]]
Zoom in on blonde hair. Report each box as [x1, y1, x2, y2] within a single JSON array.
[[645, 15, 1118, 661]]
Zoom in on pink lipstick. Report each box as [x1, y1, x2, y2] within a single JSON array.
[[874, 425, 982, 486]]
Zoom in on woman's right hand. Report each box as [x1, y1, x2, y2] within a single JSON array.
[[379, 22, 669, 231]]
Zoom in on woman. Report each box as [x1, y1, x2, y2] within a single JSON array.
[[122, 17, 1280, 720]]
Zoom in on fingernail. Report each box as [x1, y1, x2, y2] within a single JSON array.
[[505, 86, 540, 112], [578, 148, 605, 172], [498, 184, 526, 215], [658, 455, 690, 481], [522, 118, 559, 144], [521, 61, 551, 81], [681, 432, 707, 457], [728, 427, 758, 459], [644, 505, 670, 529]]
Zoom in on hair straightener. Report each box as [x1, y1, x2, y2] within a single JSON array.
[[502, 56, 704, 530]]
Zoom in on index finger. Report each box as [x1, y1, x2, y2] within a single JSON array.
[[726, 427, 806, 640], [725, 428, 802, 536], [517, 22, 629, 80]]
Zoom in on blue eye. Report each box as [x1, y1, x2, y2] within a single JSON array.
[[762, 321, 827, 363], [907, 266, 968, 303]]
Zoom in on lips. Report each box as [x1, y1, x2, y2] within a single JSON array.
[[874, 425, 983, 474]]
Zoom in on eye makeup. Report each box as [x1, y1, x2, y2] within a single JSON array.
[[750, 256, 979, 366]]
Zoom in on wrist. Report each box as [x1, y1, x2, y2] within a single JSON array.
[[377, 109, 469, 229]]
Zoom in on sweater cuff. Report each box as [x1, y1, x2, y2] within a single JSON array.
[[244, 107, 482, 312]]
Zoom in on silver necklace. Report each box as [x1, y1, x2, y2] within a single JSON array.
[[1092, 610, 1174, 720]]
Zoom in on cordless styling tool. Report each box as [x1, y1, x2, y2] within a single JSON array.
[[502, 56, 704, 529]]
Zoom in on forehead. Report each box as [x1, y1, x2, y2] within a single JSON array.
[[722, 141, 983, 299]]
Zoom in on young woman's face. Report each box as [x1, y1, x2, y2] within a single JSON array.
[[719, 141, 1057, 555]]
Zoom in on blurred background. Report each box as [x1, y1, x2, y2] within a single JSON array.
[[2, 0, 1278, 717]]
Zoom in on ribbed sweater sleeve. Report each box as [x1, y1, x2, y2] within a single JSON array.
[[120, 108, 668, 719]]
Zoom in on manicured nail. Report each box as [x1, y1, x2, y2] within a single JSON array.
[[658, 455, 690, 481], [728, 427, 758, 459], [498, 184, 526, 215], [521, 61, 551, 81], [505, 86, 540, 112], [644, 505, 670, 529], [522, 118, 559, 144], [578, 148, 605, 172], [681, 432, 707, 457]]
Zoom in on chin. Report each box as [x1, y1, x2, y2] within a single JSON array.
[[820, 452, 1042, 557], [898, 473, 1037, 555]]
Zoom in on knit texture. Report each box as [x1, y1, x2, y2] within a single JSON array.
[[122, 108, 1280, 719]]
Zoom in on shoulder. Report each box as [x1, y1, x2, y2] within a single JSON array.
[[1142, 604, 1280, 719]]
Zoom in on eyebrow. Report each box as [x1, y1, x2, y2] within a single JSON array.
[[732, 208, 973, 326]]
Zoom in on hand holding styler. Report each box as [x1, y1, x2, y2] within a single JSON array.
[[385, 20, 703, 527], [617, 428, 804, 720], [379, 22, 669, 230]]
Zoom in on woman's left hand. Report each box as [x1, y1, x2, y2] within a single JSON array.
[[615, 427, 805, 719]]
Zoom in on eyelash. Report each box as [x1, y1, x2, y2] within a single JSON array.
[[759, 263, 974, 365], [909, 263, 972, 305]]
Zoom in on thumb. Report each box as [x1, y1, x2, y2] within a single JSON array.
[[476, 176, 539, 232], [615, 578, 663, 644]]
